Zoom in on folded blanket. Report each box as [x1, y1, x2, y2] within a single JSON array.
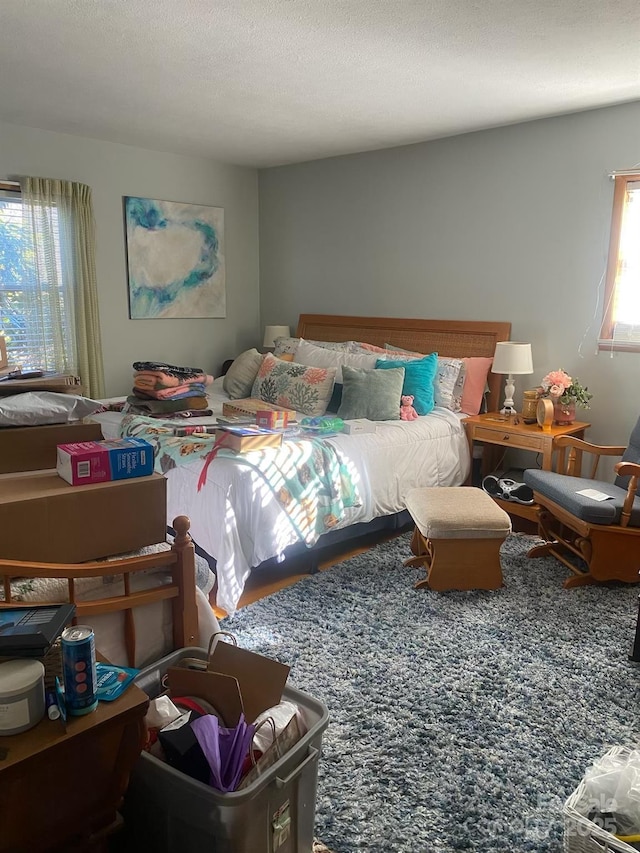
[[132, 383, 208, 401], [126, 395, 210, 413], [126, 409, 214, 419], [132, 361, 205, 380], [134, 371, 213, 391]]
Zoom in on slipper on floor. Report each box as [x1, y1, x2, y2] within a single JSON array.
[[498, 478, 535, 505]]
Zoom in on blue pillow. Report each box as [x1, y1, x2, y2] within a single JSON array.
[[375, 352, 438, 416]]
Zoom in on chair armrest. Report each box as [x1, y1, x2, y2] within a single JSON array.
[[554, 437, 626, 477], [615, 461, 640, 478], [554, 436, 626, 456], [615, 461, 640, 528]]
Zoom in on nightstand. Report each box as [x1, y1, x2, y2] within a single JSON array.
[[463, 412, 590, 522], [0, 672, 149, 852]]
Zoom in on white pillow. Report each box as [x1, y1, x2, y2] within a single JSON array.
[[272, 337, 357, 357], [0, 391, 103, 426], [222, 348, 264, 399], [295, 339, 379, 383]]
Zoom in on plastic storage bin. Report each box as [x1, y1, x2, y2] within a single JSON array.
[[122, 646, 329, 853]]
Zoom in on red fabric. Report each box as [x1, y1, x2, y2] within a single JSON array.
[[172, 696, 209, 716], [197, 433, 232, 491]]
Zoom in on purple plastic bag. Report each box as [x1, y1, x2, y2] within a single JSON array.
[[191, 713, 256, 792]]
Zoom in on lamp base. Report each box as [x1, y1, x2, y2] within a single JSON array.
[[501, 374, 516, 416]]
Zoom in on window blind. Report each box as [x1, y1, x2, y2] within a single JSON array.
[[0, 193, 70, 369], [611, 181, 640, 342]]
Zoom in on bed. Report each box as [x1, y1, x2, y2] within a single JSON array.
[[93, 315, 510, 613], [0, 516, 221, 667]]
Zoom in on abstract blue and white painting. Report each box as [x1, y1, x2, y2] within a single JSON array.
[[125, 197, 225, 319]]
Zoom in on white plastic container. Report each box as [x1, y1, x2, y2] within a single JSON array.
[[0, 659, 45, 735]]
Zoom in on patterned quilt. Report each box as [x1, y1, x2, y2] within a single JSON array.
[[119, 414, 361, 547]]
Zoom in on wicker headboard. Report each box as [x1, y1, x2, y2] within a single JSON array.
[[296, 314, 511, 413]]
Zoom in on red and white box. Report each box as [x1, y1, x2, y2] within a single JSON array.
[[255, 409, 291, 429]]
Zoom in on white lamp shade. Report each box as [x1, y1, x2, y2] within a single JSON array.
[[263, 325, 290, 349], [491, 342, 533, 375]]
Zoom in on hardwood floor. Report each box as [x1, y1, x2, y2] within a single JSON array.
[[212, 526, 409, 618]]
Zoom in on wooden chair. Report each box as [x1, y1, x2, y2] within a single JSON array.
[[523, 418, 640, 587], [0, 515, 199, 667]]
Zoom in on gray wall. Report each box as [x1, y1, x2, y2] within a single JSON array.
[[1, 120, 260, 396], [259, 101, 640, 452]]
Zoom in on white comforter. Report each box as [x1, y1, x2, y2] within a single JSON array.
[[93, 379, 470, 613]]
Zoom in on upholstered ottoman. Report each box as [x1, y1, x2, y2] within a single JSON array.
[[404, 487, 511, 591]]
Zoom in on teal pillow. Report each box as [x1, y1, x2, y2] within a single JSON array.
[[337, 366, 405, 421], [375, 352, 438, 416]]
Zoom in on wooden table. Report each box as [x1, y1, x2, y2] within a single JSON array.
[[463, 412, 590, 522], [0, 674, 149, 852]]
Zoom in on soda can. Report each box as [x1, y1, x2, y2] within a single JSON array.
[[61, 625, 98, 715]]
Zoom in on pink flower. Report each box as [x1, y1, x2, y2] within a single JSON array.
[[548, 384, 564, 398], [542, 369, 571, 390]]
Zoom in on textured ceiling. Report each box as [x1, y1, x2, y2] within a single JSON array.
[[1, 0, 640, 168]]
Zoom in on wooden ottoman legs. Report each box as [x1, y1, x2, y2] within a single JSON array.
[[404, 528, 504, 591]]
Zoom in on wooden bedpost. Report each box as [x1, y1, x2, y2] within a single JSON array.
[[171, 515, 199, 649]]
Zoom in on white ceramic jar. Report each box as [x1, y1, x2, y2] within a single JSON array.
[[0, 659, 46, 735]]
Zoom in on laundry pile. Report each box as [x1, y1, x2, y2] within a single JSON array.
[[126, 360, 214, 418]]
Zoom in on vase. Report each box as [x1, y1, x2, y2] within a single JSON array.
[[553, 400, 576, 425]]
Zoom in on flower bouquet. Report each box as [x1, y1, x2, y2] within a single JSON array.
[[538, 369, 592, 424]]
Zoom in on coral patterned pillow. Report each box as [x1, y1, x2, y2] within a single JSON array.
[[251, 353, 336, 416]]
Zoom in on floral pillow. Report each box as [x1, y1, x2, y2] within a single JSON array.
[[433, 357, 466, 412], [251, 353, 336, 416]]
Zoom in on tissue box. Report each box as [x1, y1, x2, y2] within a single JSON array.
[[56, 438, 154, 485], [342, 419, 377, 435]]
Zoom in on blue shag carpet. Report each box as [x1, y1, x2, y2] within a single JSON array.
[[223, 532, 640, 853]]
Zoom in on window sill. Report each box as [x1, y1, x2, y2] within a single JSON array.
[[598, 340, 640, 353]]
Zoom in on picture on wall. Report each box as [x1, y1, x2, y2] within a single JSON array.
[[124, 197, 225, 319]]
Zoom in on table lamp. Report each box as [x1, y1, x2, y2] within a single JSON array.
[[491, 342, 533, 415], [263, 325, 290, 351]]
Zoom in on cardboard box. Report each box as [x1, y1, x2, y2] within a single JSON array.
[[342, 418, 377, 435], [57, 438, 154, 485], [0, 421, 104, 474], [166, 640, 290, 727], [0, 471, 166, 562], [222, 398, 296, 420], [0, 372, 84, 396]]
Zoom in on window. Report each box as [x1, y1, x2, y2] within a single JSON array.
[[601, 173, 640, 350], [0, 186, 74, 371]]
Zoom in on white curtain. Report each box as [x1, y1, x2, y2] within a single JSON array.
[[20, 177, 105, 398]]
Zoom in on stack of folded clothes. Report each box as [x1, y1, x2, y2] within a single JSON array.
[[127, 361, 214, 418]]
